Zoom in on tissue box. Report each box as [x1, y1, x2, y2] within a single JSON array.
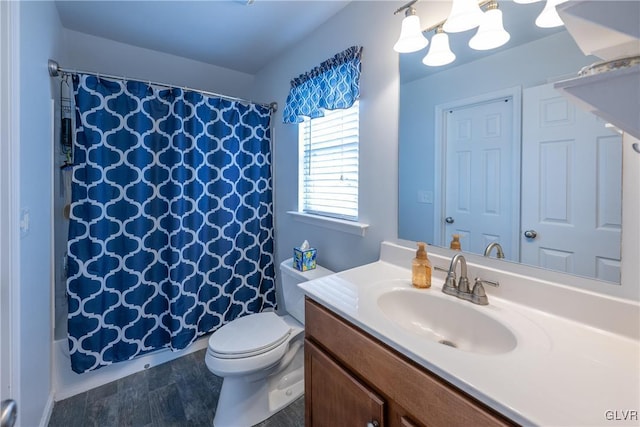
[[293, 247, 317, 271]]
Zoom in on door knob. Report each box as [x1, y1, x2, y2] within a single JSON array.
[[523, 230, 537, 239], [445, 217, 454, 224], [367, 421, 380, 427], [1, 400, 17, 427]]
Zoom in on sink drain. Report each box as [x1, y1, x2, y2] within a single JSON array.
[[438, 339, 457, 348]]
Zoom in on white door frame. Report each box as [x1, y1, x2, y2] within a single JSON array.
[[433, 87, 521, 255], [0, 0, 21, 418]]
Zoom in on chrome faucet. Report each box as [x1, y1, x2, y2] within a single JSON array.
[[483, 242, 505, 259], [442, 253, 500, 305], [442, 253, 471, 299]]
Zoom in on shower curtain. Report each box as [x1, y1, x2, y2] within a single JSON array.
[[66, 74, 276, 373]]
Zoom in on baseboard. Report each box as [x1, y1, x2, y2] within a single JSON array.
[[39, 392, 55, 427]]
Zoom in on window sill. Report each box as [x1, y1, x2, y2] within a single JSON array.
[[286, 211, 369, 237]]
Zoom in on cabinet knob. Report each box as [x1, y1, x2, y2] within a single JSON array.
[[367, 421, 380, 427]]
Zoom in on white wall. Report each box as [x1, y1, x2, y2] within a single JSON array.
[[252, 1, 400, 274], [19, 2, 63, 425], [61, 28, 256, 101]]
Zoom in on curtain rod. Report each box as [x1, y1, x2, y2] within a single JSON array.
[[47, 59, 278, 113]]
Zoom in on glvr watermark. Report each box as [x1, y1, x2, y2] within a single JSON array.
[[605, 410, 639, 421]]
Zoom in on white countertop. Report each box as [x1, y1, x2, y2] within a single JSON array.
[[299, 259, 640, 426]]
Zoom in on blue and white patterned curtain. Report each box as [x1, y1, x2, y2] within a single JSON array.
[[67, 74, 276, 373], [283, 46, 362, 124]]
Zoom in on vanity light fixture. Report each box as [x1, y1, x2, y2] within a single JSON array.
[[422, 27, 456, 67], [393, 0, 565, 67], [393, 1, 429, 53], [469, 1, 510, 51], [535, 0, 568, 28], [442, 0, 485, 33]]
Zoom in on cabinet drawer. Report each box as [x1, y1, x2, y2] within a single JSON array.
[[305, 298, 514, 427]]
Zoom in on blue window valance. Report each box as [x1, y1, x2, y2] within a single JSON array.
[[283, 46, 363, 124]]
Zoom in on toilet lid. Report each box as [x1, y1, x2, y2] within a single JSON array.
[[208, 312, 292, 359]]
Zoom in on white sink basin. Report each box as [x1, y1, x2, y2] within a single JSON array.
[[377, 288, 517, 355]]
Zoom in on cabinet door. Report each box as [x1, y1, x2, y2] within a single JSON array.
[[305, 339, 385, 427]]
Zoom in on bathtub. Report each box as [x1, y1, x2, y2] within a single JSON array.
[[52, 335, 209, 400]]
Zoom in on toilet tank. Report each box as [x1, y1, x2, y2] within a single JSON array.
[[279, 258, 333, 324]]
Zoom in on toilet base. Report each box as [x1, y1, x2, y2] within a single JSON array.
[[212, 359, 304, 427]]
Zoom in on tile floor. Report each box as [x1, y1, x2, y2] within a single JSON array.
[[48, 349, 304, 427]]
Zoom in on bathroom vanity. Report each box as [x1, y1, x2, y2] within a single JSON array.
[[304, 298, 514, 427], [300, 241, 640, 427]]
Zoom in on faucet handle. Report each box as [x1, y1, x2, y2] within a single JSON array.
[[471, 279, 489, 305], [475, 277, 499, 287], [471, 277, 499, 305], [442, 271, 458, 296]]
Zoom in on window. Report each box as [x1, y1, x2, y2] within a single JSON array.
[[299, 101, 359, 221]]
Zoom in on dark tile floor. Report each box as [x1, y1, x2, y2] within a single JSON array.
[[48, 349, 304, 427]]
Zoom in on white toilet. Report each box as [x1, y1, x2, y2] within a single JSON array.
[[205, 258, 333, 427]]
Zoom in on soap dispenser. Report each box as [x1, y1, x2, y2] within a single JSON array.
[[412, 242, 432, 289], [450, 234, 461, 251]]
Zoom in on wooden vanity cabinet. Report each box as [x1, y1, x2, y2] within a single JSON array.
[[304, 298, 516, 427]]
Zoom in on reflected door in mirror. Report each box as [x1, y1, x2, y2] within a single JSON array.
[[521, 83, 622, 282], [444, 95, 519, 261]]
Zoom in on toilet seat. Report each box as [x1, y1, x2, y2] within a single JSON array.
[[208, 312, 292, 359]]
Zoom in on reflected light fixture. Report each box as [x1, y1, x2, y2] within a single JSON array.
[[443, 0, 485, 33], [393, 5, 429, 53], [536, 0, 568, 28], [469, 1, 510, 50], [422, 27, 456, 67], [393, 0, 564, 68]]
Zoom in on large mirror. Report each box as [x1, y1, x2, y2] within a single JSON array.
[[398, 1, 623, 283]]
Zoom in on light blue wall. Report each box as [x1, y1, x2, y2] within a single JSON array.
[[398, 31, 595, 245], [54, 1, 402, 301], [251, 1, 400, 275], [19, 2, 63, 425], [61, 28, 256, 100], [19, 2, 401, 421]]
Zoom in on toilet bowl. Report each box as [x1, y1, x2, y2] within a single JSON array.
[[205, 258, 333, 427]]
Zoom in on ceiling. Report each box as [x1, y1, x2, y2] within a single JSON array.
[[55, 0, 352, 75], [55, 1, 566, 80]]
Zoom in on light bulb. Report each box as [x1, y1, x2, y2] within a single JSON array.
[[469, 3, 510, 50], [394, 8, 429, 53], [443, 0, 484, 33], [422, 29, 456, 67], [536, 0, 567, 28]]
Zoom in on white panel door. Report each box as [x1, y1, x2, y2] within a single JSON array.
[[444, 96, 518, 260], [521, 83, 622, 282]]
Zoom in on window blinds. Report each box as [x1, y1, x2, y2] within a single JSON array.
[[299, 102, 359, 220]]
